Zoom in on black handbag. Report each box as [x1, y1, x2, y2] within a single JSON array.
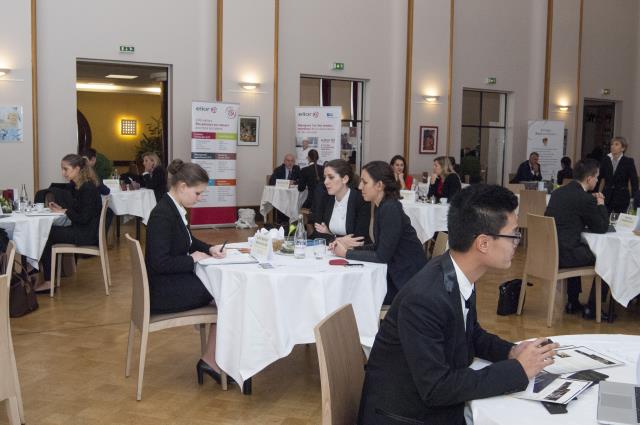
[[496, 279, 523, 316], [9, 261, 39, 318]]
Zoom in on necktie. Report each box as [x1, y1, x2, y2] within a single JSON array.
[[285, 168, 290, 180], [465, 289, 476, 332]]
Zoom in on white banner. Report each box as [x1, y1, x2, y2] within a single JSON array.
[[295, 106, 342, 167], [527, 120, 564, 181]]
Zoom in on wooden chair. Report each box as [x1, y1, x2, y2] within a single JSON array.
[[50, 198, 111, 297], [517, 214, 602, 326], [505, 183, 525, 194], [314, 304, 366, 425], [433, 232, 449, 258], [517, 190, 548, 229], [1, 242, 25, 425], [123, 234, 226, 400], [508, 173, 516, 183]]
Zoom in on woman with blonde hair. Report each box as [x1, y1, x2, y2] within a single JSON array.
[[599, 136, 638, 213], [141, 151, 167, 201], [427, 156, 461, 202]]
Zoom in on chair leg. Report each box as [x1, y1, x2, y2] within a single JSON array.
[[9, 341, 24, 424], [50, 251, 60, 298], [595, 276, 602, 324], [220, 371, 228, 391], [199, 324, 207, 355], [106, 253, 113, 286], [6, 397, 21, 425], [517, 274, 528, 315], [547, 279, 558, 327], [136, 329, 149, 401], [125, 321, 135, 377], [100, 254, 110, 296]]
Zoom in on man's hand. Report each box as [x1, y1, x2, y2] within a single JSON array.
[[593, 192, 605, 206], [515, 337, 559, 379]]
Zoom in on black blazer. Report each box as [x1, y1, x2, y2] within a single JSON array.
[[427, 173, 462, 202], [297, 163, 324, 208], [145, 195, 214, 313], [545, 180, 608, 268], [269, 164, 301, 185], [513, 160, 542, 182], [142, 165, 167, 202], [65, 181, 102, 246], [346, 198, 426, 303], [599, 155, 639, 213], [358, 253, 528, 425], [311, 189, 371, 242], [556, 168, 573, 185]]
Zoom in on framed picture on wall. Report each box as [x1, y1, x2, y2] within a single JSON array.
[[419, 126, 438, 154], [238, 116, 260, 146]]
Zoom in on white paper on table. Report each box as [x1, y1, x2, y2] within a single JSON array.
[[544, 346, 624, 374], [275, 179, 291, 189], [616, 213, 637, 230], [512, 376, 592, 404], [198, 251, 258, 266], [251, 233, 274, 262]]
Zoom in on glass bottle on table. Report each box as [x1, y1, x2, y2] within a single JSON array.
[[19, 184, 28, 212], [293, 214, 307, 259]]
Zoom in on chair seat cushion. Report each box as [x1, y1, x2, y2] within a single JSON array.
[[150, 305, 217, 323]]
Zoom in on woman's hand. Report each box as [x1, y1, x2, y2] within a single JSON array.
[[336, 234, 364, 249], [314, 222, 330, 234], [190, 251, 210, 262], [48, 202, 66, 214], [430, 173, 437, 184], [330, 240, 348, 257], [398, 173, 406, 189], [209, 245, 226, 258]]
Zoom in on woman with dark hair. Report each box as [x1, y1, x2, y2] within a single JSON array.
[[145, 159, 230, 388], [557, 156, 573, 185], [428, 156, 461, 202], [330, 161, 426, 304], [390, 155, 413, 190], [599, 136, 638, 213], [311, 159, 370, 242], [37, 154, 103, 292], [141, 151, 167, 202], [297, 149, 324, 209]]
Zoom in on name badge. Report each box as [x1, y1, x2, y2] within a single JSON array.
[[275, 179, 291, 189], [617, 213, 638, 230]]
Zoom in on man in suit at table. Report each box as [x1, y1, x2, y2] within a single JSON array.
[[358, 184, 558, 425], [512, 151, 542, 183], [545, 159, 609, 319], [269, 153, 301, 186]]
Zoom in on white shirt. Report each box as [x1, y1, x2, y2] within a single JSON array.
[[328, 189, 350, 236], [167, 192, 192, 245], [608, 152, 623, 174], [450, 255, 475, 330]]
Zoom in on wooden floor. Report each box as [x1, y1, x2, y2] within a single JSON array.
[[2, 223, 639, 424]]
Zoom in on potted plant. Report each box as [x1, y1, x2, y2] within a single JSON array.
[[133, 116, 164, 167]]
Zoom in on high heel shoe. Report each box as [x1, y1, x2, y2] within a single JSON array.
[[196, 359, 222, 385]]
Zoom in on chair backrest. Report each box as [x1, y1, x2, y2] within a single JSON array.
[[508, 173, 516, 183], [524, 214, 558, 281], [433, 232, 449, 258], [99, 198, 109, 259], [505, 183, 525, 194], [125, 234, 150, 330], [1, 241, 16, 275], [314, 304, 365, 425], [517, 190, 548, 228], [0, 242, 17, 400]]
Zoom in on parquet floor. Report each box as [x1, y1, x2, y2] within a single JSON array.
[[1, 223, 638, 424]]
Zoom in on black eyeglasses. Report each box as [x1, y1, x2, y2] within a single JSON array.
[[481, 232, 522, 245]]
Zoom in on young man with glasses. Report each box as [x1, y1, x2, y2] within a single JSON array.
[[358, 184, 558, 425], [545, 159, 609, 319]]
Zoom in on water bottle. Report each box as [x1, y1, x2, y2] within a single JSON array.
[[628, 199, 636, 216], [19, 184, 28, 212], [293, 214, 307, 259]]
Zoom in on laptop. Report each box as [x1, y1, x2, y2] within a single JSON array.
[[597, 381, 640, 424]]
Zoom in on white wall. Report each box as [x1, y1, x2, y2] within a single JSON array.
[[0, 1, 35, 196], [36, 0, 216, 187]]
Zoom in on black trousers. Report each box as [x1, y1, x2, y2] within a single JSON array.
[[40, 226, 82, 281]]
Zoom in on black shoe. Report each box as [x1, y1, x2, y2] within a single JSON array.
[[565, 301, 584, 314], [196, 359, 222, 385], [582, 306, 612, 321]]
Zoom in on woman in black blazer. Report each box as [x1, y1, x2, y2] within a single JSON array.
[[599, 137, 638, 213], [141, 152, 167, 202], [331, 161, 427, 304], [557, 156, 573, 185], [145, 159, 228, 387], [428, 156, 462, 202], [297, 149, 324, 209], [38, 154, 102, 291], [311, 159, 371, 243]]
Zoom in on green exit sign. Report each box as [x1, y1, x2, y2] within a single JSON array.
[[486, 77, 497, 84], [331, 62, 345, 70], [119, 45, 135, 53]]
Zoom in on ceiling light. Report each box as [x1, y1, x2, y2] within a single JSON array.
[[76, 82, 116, 90], [239, 82, 260, 90], [105, 74, 138, 79]]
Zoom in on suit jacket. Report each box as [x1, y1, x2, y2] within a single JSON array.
[[545, 180, 608, 268], [269, 164, 301, 185], [311, 189, 371, 242], [346, 198, 426, 302], [358, 253, 529, 425], [513, 160, 542, 182], [142, 165, 167, 202], [427, 173, 462, 202], [297, 163, 324, 208], [556, 168, 573, 185], [599, 155, 638, 213], [65, 181, 102, 246]]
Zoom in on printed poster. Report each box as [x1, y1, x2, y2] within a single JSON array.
[[0, 106, 23, 142], [295, 106, 342, 167], [527, 120, 564, 181]]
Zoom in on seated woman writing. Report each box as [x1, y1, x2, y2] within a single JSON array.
[[428, 156, 461, 202], [38, 154, 103, 292], [311, 159, 370, 243], [330, 161, 426, 304], [145, 159, 231, 388]]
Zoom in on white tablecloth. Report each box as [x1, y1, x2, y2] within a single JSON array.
[[582, 229, 640, 306], [259, 186, 308, 222], [195, 245, 387, 385], [400, 200, 449, 244], [0, 212, 62, 267], [471, 334, 640, 425], [108, 189, 156, 224]]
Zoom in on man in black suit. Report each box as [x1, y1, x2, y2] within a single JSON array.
[[358, 184, 558, 425], [598, 136, 638, 213], [545, 159, 609, 318], [513, 152, 542, 182], [268, 153, 301, 185]]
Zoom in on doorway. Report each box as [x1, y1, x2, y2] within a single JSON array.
[[581, 99, 615, 161], [76, 60, 170, 179]]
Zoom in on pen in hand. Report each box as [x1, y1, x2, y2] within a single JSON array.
[[219, 240, 228, 253]]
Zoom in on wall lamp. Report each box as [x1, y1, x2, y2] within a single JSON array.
[[557, 105, 571, 112], [0, 68, 10, 78], [239, 82, 260, 90], [121, 119, 137, 135], [423, 95, 440, 103]]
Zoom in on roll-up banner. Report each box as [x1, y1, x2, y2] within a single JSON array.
[[295, 106, 342, 167], [190, 101, 239, 226], [526, 120, 565, 181]]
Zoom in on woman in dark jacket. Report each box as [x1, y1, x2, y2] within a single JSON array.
[[557, 156, 573, 185], [145, 159, 228, 387], [331, 161, 426, 304], [297, 149, 324, 209], [141, 152, 167, 202], [598, 137, 638, 213], [311, 159, 370, 243], [428, 156, 462, 202], [38, 154, 102, 291]]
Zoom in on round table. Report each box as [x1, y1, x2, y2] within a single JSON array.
[[108, 189, 157, 239], [400, 200, 449, 244], [0, 211, 64, 268], [259, 186, 308, 222], [195, 244, 387, 386], [470, 334, 640, 425]]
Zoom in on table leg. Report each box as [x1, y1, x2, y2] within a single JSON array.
[[136, 217, 141, 240], [116, 216, 121, 240], [242, 377, 252, 395]]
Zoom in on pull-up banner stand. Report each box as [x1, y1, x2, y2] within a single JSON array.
[[295, 106, 342, 167], [526, 120, 564, 181]]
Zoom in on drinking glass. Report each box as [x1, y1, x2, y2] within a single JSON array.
[[609, 212, 620, 227], [314, 238, 326, 260], [294, 238, 307, 259]]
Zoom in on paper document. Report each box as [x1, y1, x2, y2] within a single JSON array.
[[544, 346, 624, 374], [198, 250, 258, 266], [512, 373, 592, 405]]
